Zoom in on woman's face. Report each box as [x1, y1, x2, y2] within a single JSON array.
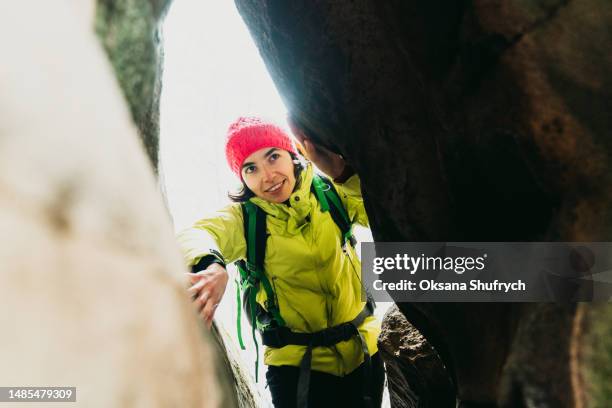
[[241, 147, 297, 203]]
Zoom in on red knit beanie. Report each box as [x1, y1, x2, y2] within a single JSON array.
[[225, 117, 297, 178]]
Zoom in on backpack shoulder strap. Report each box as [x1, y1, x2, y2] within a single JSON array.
[[235, 201, 286, 382], [311, 175, 356, 247], [242, 201, 267, 272], [237, 201, 285, 328], [312, 175, 374, 310]]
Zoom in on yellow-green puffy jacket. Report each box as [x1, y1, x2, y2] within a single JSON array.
[[177, 164, 380, 376]]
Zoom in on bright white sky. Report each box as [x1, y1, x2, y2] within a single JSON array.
[[160, 0, 288, 232], [160, 2, 386, 405]]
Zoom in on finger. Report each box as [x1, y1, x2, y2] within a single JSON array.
[[187, 279, 206, 294], [295, 141, 308, 160], [303, 139, 319, 160], [189, 285, 205, 302], [197, 291, 210, 313], [199, 299, 211, 322], [191, 290, 207, 313], [185, 272, 208, 287], [293, 129, 306, 145], [308, 138, 336, 157], [201, 299, 218, 328], [190, 291, 204, 312]]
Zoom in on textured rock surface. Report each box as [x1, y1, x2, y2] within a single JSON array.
[[577, 304, 612, 408], [378, 305, 454, 408], [95, 0, 171, 171], [235, 0, 612, 406], [0, 2, 223, 406], [211, 323, 264, 408]]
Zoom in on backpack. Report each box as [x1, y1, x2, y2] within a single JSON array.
[[234, 174, 375, 403], [235, 174, 357, 336]]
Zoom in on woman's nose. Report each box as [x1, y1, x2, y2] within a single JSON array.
[[261, 164, 274, 181]]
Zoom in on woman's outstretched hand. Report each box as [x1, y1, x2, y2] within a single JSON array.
[[187, 263, 229, 329], [289, 119, 349, 181], [301, 139, 347, 180]]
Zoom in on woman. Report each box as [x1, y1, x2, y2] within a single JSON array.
[[178, 117, 384, 408]]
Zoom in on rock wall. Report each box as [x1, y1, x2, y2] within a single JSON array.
[[0, 1, 224, 406], [235, 1, 612, 406], [95, 0, 171, 171], [378, 305, 454, 408]]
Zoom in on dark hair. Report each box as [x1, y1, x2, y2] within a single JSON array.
[[228, 152, 305, 203]]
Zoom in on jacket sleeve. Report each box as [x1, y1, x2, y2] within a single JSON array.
[[333, 173, 369, 228], [176, 203, 247, 268]]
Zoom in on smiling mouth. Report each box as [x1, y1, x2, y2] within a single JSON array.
[[265, 180, 285, 193]]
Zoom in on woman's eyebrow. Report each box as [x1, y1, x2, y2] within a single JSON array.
[[264, 148, 278, 157], [242, 148, 278, 169]]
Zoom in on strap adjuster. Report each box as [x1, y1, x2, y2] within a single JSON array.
[[261, 327, 286, 348]]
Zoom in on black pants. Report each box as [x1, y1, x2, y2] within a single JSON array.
[[265, 352, 385, 408]]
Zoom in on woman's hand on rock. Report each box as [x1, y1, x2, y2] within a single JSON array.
[[288, 119, 346, 180], [187, 263, 228, 328], [301, 139, 347, 180]]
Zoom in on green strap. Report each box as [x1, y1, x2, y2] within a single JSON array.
[[243, 202, 286, 327], [324, 183, 350, 226], [249, 286, 260, 382], [312, 176, 330, 212], [312, 175, 354, 246], [235, 277, 245, 350], [251, 268, 286, 327], [246, 203, 258, 263], [238, 202, 288, 384]]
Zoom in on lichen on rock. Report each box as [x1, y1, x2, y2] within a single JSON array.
[[94, 0, 171, 171]]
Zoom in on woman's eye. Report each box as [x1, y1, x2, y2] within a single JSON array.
[[244, 165, 256, 174], [269, 153, 280, 162]]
